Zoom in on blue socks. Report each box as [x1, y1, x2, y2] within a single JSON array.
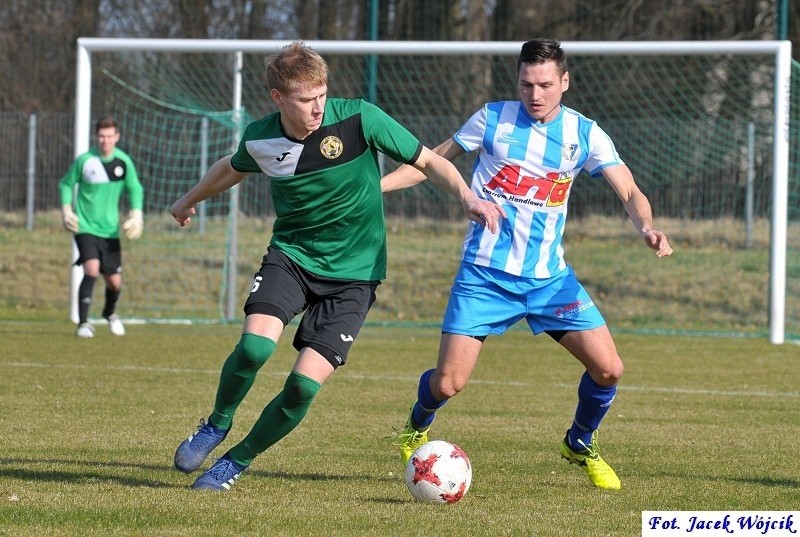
[[568, 371, 617, 450], [409, 368, 616, 450], [410, 369, 447, 430]]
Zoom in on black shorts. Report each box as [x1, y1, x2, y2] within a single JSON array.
[[73, 233, 122, 276], [244, 246, 379, 370]]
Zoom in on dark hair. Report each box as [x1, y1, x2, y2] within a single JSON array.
[[517, 38, 568, 75], [94, 117, 118, 133]]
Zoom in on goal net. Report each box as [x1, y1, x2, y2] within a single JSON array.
[[72, 39, 797, 343]]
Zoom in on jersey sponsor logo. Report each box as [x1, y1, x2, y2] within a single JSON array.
[[483, 164, 573, 207], [320, 136, 343, 159], [562, 143, 580, 162], [496, 131, 521, 146]]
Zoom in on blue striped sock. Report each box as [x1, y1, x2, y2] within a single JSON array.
[[410, 369, 446, 430], [568, 371, 617, 450]]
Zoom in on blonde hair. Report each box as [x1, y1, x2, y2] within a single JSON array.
[[264, 41, 328, 93]]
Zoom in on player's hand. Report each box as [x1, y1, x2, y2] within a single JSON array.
[[462, 196, 506, 234], [170, 199, 197, 228], [642, 228, 673, 257], [61, 205, 79, 233], [122, 209, 144, 240]]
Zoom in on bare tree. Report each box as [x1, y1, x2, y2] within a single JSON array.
[[0, 0, 100, 112], [175, 0, 211, 38], [0, 0, 795, 113], [244, 0, 270, 39]]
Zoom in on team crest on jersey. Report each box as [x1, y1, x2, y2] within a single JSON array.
[[114, 165, 124, 177], [562, 143, 580, 162], [320, 136, 343, 159]]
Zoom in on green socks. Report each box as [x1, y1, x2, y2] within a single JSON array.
[[209, 333, 276, 430], [228, 370, 321, 467]]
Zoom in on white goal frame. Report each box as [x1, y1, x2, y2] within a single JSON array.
[[72, 38, 793, 344]]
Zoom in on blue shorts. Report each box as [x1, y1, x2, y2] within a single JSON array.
[[442, 262, 606, 337]]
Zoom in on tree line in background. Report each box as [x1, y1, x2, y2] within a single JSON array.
[[0, 0, 797, 114]]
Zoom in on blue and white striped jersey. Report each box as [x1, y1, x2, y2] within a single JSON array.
[[454, 101, 623, 278]]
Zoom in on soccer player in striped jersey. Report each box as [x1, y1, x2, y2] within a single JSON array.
[[385, 38, 673, 490], [169, 42, 504, 492]]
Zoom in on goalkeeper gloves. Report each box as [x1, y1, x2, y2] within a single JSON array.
[[122, 209, 144, 240], [61, 205, 79, 232]]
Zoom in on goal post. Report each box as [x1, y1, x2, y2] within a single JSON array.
[[72, 38, 793, 343]]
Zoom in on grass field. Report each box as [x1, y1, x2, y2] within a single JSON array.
[[3, 211, 799, 340], [2, 320, 798, 536]]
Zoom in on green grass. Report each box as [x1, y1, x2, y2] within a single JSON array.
[[3, 211, 799, 339], [2, 321, 798, 536]]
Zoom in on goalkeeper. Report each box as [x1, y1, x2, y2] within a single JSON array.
[[58, 117, 144, 338]]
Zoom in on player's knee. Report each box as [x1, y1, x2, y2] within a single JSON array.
[[239, 333, 276, 370], [593, 358, 624, 386], [106, 280, 122, 293], [609, 358, 624, 383], [283, 371, 321, 407], [431, 372, 466, 400]]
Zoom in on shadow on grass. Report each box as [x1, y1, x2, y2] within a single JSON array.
[[0, 458, 396, 488], [0, 465, 176, 489], [641, 467, 800, 489], [246, 468, 396, 483], [730, 475, 800, 488]]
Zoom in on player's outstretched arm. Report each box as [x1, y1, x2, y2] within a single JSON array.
[[171, 155, 248, 228], [411, 145, 505, 234], [380, 163, 426, 193], [381, 138, 462, 193], [604, 164, 673, 258]]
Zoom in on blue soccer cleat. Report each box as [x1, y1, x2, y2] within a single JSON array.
[[174, 418, 229, 473], [191, 455, 247, 491]]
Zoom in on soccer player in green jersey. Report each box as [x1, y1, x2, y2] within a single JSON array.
[[59, 117, 144, 338], [170, 41, 505, 491]]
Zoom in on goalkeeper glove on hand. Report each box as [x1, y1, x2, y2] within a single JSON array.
[[61, 205, 79, 232], [122, 209, 143, 240]]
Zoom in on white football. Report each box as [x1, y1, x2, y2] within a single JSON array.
[[405, 440, 472, 504]]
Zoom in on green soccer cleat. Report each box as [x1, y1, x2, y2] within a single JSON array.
[[392, 411, 429, 466], [559, 430, 621, 490]]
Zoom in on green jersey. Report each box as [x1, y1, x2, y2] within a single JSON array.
[[231, 98, 422, 281], [58, 147, 144, 239]]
